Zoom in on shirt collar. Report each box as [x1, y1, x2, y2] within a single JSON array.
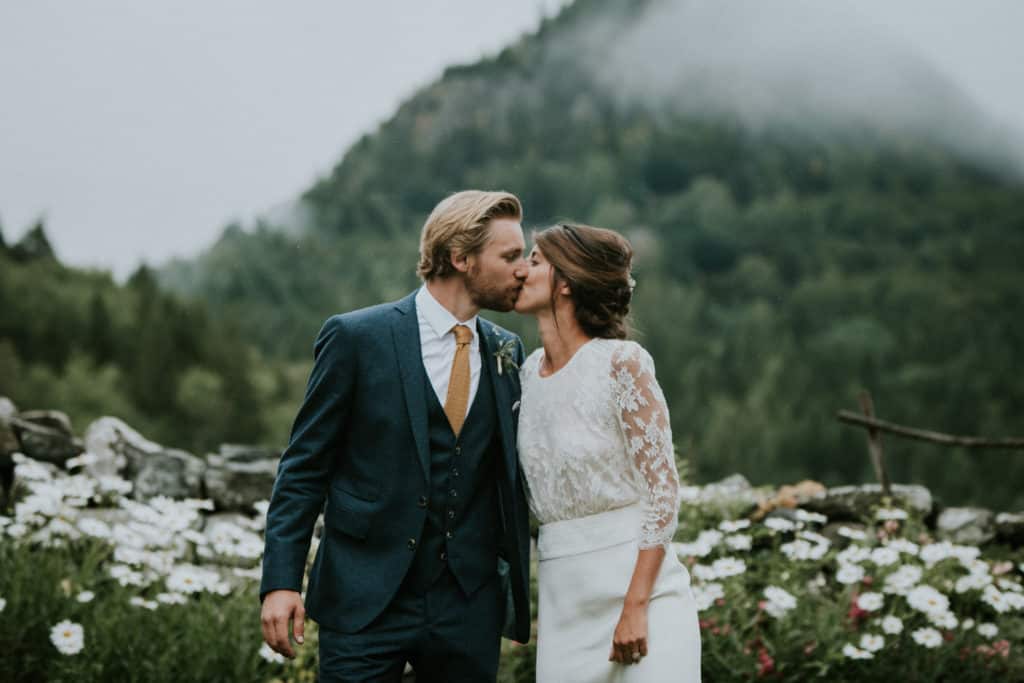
[[416, 285, 478, 343]]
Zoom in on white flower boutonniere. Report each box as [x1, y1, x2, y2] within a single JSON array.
[[494, 337, 519, 376]]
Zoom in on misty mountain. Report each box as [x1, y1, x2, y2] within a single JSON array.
[[158, 0, 1024, 506]]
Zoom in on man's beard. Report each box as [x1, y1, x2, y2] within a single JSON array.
[[466, 264, 520, 312]]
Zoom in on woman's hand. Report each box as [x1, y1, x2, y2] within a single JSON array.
[[608, 600, 649, 665]]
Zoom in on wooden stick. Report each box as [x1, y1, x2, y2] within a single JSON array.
[[837, 411, 1024, 449], [858, 392, 891, 496]]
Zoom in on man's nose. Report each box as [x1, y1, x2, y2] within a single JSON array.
[[514, 258, 528, 280]]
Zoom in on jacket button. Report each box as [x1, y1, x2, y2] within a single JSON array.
[[417, 496, 427, 508], [449, 489, 457, 498], [454, 446, 462, 456], [452, 469, 460, 478], [445, 530, 454, 540], [447, 510, 455, 520], [407, 538, 417, 550], [439, 551, 447, 561]]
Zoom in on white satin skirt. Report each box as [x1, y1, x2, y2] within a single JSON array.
[[536, 504, 702, 682]]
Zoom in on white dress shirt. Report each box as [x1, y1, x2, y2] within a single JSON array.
[[415, 285, 481, 417]]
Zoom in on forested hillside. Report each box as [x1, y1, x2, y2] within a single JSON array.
[[11, 0, 1023, 506]]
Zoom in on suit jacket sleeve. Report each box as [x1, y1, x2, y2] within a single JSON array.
[[260, 315, 354, 600]]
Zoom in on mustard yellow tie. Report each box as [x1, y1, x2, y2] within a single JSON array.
[[443, 324, 473, 436]]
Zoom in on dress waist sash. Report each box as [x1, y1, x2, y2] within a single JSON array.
[[537, 503, 644, 561]]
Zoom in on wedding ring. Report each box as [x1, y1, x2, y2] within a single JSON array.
[[631, 651, 641, 662]]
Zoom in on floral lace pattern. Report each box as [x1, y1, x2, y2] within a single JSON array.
[[517, 339, 682, 548]]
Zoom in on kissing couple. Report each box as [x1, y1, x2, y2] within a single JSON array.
[[259, 190, 701, 682]]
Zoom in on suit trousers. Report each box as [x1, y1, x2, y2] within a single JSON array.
[[318, 567, 504, 682]]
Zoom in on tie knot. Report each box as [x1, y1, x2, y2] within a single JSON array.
[[452, 324, 473, 346]]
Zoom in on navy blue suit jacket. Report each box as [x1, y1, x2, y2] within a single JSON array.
[[260, 291, 531, 643]]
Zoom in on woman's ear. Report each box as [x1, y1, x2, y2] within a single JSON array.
[[558, 281, 572, 297]]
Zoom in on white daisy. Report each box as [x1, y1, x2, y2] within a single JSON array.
[[77, 518, 112, 539], [981, 585, 1010, 614], [0, 597, 6, 612], [961, 618, 975, 630], [724, 534, 752, 551], [907, 585, 950, 616], [50, 620, 85, 655], [976, 622, 999, 638], [955, 572, 992, 594], [764, 517, 797, 533], [911, 627, 943, 648], [842, 644, 873, 660], [883, 564, 923, 595], [719, 519, 751, 533], [875, 508, 908, 521], [76, 591, 95, 603], [869, 547, 900, 567], [886, 539, 920, 556], [259, 641, 286, 664], [129, 596, 158, 610], [711, 557, 746, 578], [837, 545, 871, 564], [881, 615, 903, 635], [928, 610, 958, 630], [836, 563, 865, 585], [794, 509, 828, 525], [691, 583, 724, 611], [837, 526, 867, 541], [920, 542, 954, 567], [860, 634, 885, 652], [156, 592, 189, 605], [856, 592, 884, 611]]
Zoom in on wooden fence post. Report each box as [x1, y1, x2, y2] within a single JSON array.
[[858, 391, 892, 497]]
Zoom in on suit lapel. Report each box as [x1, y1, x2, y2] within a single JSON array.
[[392, 292, 431, 483], [478, 320, 517, 486]]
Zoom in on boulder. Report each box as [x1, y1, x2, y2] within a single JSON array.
[[132, 448, 206, 501], [203, 447, 279, 512], [994, 512, 1024, 547], [0, 396, 17, 420], [802, 483, 934, 522], [936, 507, 995, 545], [7, 416, 83, 465], [694, 474, 774, 516], [83, 417, 163, 477], [18, 410, 73, 437]]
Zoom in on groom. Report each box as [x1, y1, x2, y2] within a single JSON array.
[[260, 190, 532, 681]]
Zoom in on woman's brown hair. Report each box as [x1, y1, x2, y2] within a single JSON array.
[[534, 222, 635, 339]]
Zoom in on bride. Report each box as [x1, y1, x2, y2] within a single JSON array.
[[514, 223, 701, 682]]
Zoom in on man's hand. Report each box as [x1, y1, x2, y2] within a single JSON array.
[[261, 590, 306, 658]]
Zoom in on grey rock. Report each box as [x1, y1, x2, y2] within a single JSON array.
[[132, 448, 206, 501], [216, 443, 281, 462], [19, 410, 73, 437], [8, 417, 83, 465], [802, 483, 934, 522], [203, 453, 278, 512], [937, 507, 995, 545], [83, 417, 162, 477], [994, 512, 1024, 546], [0, 396, 17, 420], [696, 474, 774, 516]]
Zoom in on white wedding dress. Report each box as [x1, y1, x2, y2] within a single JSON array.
[[518, 338, 701, 682]]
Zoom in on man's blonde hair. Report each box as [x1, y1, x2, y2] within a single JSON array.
[[417, 190, 522, 281]]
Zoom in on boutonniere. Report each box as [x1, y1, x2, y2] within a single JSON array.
[[493, 337, 519, 376]]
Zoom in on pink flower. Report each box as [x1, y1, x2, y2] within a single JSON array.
[[757, 647, 775, 677]]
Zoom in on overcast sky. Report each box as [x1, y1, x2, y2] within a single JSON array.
[[1, 1, 1022, 279]]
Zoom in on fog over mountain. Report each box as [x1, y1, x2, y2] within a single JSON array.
[[554, 0, 1023, 175]]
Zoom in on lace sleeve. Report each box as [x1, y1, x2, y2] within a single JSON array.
[[612, 342, 681, 548]]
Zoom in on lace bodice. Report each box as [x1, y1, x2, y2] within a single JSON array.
[[517, 338, 682, 548]]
